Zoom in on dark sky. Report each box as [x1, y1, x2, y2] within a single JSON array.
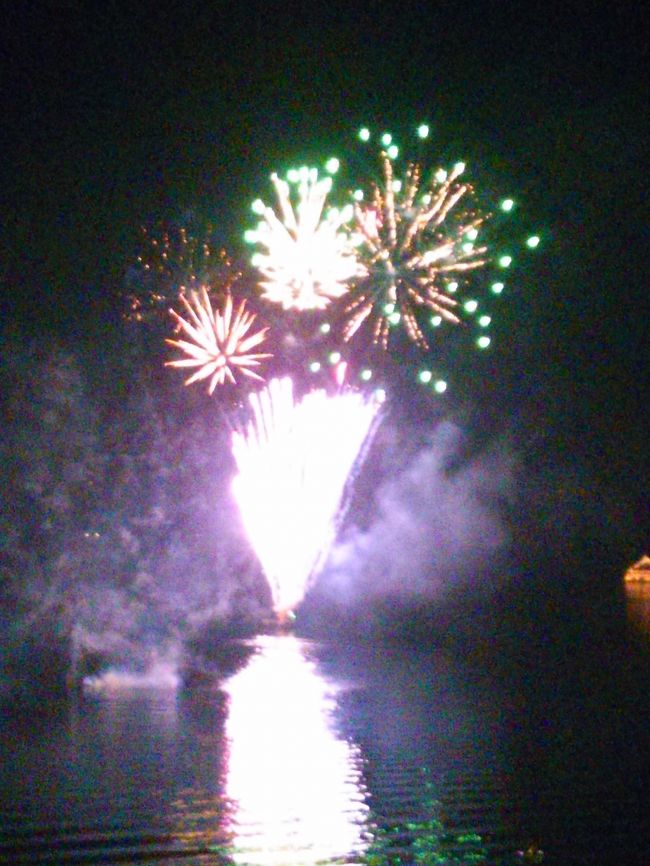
[[1, 0, 648, 548]]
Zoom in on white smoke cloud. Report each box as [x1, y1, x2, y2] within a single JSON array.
[[317, 420, 516, 606]]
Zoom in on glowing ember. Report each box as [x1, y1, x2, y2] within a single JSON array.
[[231, 378, 381, 618], [166, 288, 271, 392]]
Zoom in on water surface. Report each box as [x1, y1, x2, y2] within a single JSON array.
[[1, 579, 649, 865]]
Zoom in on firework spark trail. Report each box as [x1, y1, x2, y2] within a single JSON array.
[[231, 378, 382, 617]]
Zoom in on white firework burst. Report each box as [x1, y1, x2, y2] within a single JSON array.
[[246, 168, 364, 311]]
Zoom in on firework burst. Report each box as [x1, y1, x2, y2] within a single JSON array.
[[245, 168, 363, 311], [342, 146, 488, 350], [166, 288, 271, 392], [126, 220, 229, 322]]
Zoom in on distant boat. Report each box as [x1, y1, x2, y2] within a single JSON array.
[[624, 555, 650, 582]]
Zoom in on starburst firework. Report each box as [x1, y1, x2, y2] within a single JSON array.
[[166, 288, 271, 392], [246, 168, 363, 311], [344, 153, 488, 350]]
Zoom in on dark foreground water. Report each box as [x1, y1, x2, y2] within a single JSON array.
[[1, 578, 650, 866]]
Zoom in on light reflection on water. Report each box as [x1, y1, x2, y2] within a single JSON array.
[[624, 582, 650, 636], [3, 597, 650, 865], [222, 634, 369, 865]]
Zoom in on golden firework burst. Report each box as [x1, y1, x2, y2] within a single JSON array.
[[344, 154, 487, 350]]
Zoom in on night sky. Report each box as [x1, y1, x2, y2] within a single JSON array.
[[1, 1, 648, 561]]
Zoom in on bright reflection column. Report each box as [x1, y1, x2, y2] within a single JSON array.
[[223, 635, 368, 864]]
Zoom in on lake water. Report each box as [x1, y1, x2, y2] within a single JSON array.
[[1, 576, 649, 865]]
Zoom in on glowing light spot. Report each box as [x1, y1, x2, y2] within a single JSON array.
[[478, 315, 491, 327], [434, 379, 447, 394], [462, 242, 474, 253], [287, 168, 300, 183], [464, 300, 478, 313], [353, 189, 364, 201], [447, 281, 459, 293], [360, 368, 372, 381], [391, 179, 402, 192], [431, 315, 442, 327], [418, 370, 432, 384], [388, 312, 401, 325], [243, 229, 258, 244], [417, 124, 430, 139], [477, 335, 491, 349], [381, 133, 392, 147], [387, 144, 399, 160], [358, 127, 370, 142], [435, 168, 448, 183], [374, 387, 387, 403], [491, 282, 504, 294], [319, 322, 331, 334], [383, 302, 396, 314], [309, 361, 321, 373], [501, 198, 515, 212], [325, 157, 340, 174], [329, 351, 341, 364], [251, 199, 266, 215], [499, 255, 512, 268], [466, 228, 479, 241], [526, 235, 541, 248], [454, 161, 466, 175]]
